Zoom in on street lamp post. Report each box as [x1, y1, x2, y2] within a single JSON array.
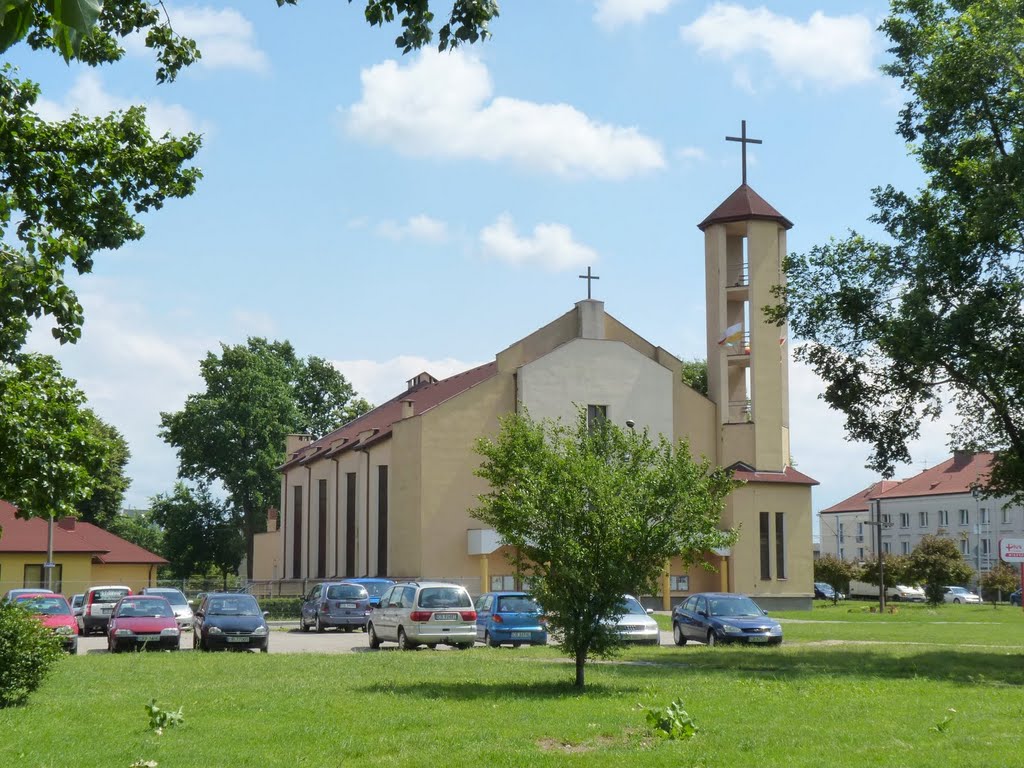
[[864, 499, 892, 612]]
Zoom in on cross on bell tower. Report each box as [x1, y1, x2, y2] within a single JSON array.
[[726, 119, 762, 186]]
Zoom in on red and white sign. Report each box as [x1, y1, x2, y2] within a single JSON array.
[[998, 538, 1024, 562]]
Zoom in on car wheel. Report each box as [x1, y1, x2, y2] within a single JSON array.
[[343, 626, 354, 633], [367, 623, 381, 649], [954, 598, 962, 604], [397, 628, 417, 651], [706, 630, 717, 648], [261, 644, 269, 654], [485, 631, 500, 648], [673, 623, 687, 646], [300, 615, 310, 632], [512, 643, 522, 648], [315, 614, 325, 633], [457, 643, 473, 650], [425, 643, 437, 650]]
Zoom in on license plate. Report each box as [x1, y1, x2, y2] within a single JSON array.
[[339, 603, 356, 608], [138, 635, 160, 641], [433, 613, 458, 621], [748, 636, 769, 643], [227, 636, 250, 643], [511, 631, 532, 639]]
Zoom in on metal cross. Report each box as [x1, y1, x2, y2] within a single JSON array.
[[725, 119, 762, 185], [578, 266, 600, 299]]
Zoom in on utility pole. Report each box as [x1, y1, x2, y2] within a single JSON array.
[[864, 499, 892, 612]]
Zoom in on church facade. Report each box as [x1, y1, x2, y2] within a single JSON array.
[[257, 179, 817, 609]]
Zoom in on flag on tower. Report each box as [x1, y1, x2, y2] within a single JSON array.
[[718, 322, 743, 347]]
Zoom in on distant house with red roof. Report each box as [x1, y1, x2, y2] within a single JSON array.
[[819, 452, 1016, 574], [0, 501, 167, 595]]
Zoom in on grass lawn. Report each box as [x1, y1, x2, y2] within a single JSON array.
[[3, 606, 1023, 768]]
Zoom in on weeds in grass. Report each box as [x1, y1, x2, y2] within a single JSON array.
[[930, 708, 958, 733], [129, 761, 158, 767], [144, 700, 183, 735], [642, 698, 697, 740]]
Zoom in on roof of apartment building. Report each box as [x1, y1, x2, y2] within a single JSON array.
[[0, 501, 167, 564], [820, 480, 903, 514]]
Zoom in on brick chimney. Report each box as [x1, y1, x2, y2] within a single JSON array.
[[57, 516, 76, 531], [401, 399, 415, 419]]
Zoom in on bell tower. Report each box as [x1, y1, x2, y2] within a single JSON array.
[[699, 121, 793, 473]]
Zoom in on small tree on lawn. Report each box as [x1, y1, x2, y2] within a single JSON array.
[[813, 555, 858, 604], [979, 562, 1019, 606], [857, 553, 912, 593], [907, 535, 974, 606], [471, 410, 737, 689]]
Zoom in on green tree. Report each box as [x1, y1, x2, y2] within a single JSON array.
[[105, 512, 164, 558], [770, 0, 1024, 501], [471, 410, 737, 689], [0, 354, 108, 520], [857, 553, 912, 591], [150, 482, 238, 580], [160, 338, 369, 576], [680, 358, 708, 397], [979, 561, 1019, 605], [74, 411, 131, 527], [813, 554, 858, 605], [907, 535, 974, 606]]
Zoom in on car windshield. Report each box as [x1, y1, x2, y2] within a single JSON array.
[[707, 596, 764, 617], [117, 599, 173, 618], [92, 589, 129, 603], [618, 597, 648, 616], [326, 585, 368, 600], [496, 595, 540, 613], [148, 589, 188, 607], [206, 596, 261, 616], [948, 587, 967, 594], [16, 596, 71, 615], [418, 587, 471, 609]]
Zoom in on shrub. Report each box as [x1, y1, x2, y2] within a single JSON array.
[[0, 602, 63, 707], [257, 597, 302, 620]]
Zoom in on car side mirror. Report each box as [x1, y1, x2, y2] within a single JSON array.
[[188, 599, 195, 605], [698, 610, 708, 618], [646, 608, 655, 615], [263, 611, 270, 618]]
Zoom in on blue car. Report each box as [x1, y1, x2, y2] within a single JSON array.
[[344, 578, 395, 608], [672, 592, 782, 647], [474, 591, 547, 647], [1010, 589, 1021, 607]]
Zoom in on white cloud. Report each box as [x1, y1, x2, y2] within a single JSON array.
[[376, 214, 450, 243], [594, 0, 676, 30], [123, 5, 268, 73], [675, 146, 707, 163], [343, 50, 665, 179], [479, 214, 597, 272], [330, 356, 484, 406], [34, 72, 202, 137], [680, 5, 877, 89]]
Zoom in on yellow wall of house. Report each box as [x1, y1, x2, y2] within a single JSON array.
[[91, 564, 158, 593], [252, 530, 281, 580], [390, 415, 424, 578], [496, 308, 576, 373], [0, 553, 94, 596]]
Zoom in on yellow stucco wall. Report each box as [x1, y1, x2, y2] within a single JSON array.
[[0, 553, 94, 596], [390, 415, 424, 578], [91, 564, 159, 594], [253, 530, 281, 580]]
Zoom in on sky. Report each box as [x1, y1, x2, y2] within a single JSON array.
[[13, 1, 955, 537]]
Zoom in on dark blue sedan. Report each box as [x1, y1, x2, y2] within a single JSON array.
[[474, 591, 547, 647], [672, 592, 782, 647], [344, 578, 395, 608]]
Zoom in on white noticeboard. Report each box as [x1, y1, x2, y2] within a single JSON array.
[[998, 538, 1024, 563]]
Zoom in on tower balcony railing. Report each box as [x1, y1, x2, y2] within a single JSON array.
[[726, 265, 749, 288], [727, 399, 752, 423], [724, 333, 751, 359]]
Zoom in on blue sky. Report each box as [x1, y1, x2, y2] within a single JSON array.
[[15, 1, 950, 533]]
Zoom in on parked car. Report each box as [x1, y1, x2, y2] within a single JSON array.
[[611, 595, 660, 645], [80, 585, 132, 635], [344, 578, 395, 608], [367, 581, 476, 650], [141, 587, 194, 631], [107, 595, 180, 652], [813, 582, 836, 600], [1010, 589, 1021, 607], [943, 586, 982, 604], [3, 587, 54, 603], [193, 593, 270, 653], [474, 591, 547, 647], [889, 584, 926, 602], [12, 593, 78, 653], [672, 592, 783, 647], [70, 593, 84, 616], [300, 581, 371, 632]]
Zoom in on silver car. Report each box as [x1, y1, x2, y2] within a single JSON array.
[[612, 595, 661, 645], [300, 581, 371, 632], [141, 587, 194, 631], [367, 581, 476, 650]]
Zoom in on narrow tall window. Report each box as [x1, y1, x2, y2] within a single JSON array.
[[901, 541, 910, 555], [919, 510, 928, 527], [979, 507, 989, 525], [775, 512, 787, 579], [292, 485, 303, 578], [586, 404, 608, 433], [377, 465, 389, 576], [1003, 507, 1012, 525], [959, 509, 969, 525], [759, 512, 771, 580], [939, 509, 949, 526], [317, 478, 328, 578], [345, 473, 357, 578]]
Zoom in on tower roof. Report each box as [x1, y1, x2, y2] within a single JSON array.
[[698, 183, 793, 231]]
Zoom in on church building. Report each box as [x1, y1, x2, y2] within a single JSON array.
[[256, 134, 817, 609]]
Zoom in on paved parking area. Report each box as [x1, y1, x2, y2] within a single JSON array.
[[74, 624, 677, 654]]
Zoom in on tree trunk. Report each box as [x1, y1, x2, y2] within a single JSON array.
[[575, 649, 586, 689]]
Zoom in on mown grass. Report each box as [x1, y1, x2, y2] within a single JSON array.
[[2, 615, 1023, 768]]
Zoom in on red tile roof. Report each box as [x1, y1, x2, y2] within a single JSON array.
[[0, 501, 167, 564], [698, 184, 793, 231], [730, 464, 819, 486], [820, 480, 902, 514], [874, 453, 993, 500], [282, 361, 498, 469]]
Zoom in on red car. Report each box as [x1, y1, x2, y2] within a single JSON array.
[[13, 593, 79, 653], [107, 595, 181, 653]]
